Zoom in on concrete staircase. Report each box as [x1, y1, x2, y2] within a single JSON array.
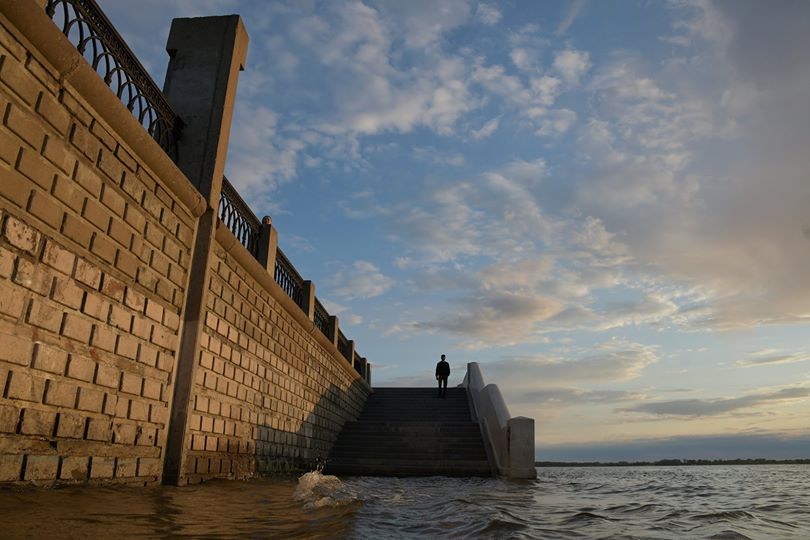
[[324, 387, 492, 477]]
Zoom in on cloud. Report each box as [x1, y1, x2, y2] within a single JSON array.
[[329, 260, 394, 300], [557, 0, 586, 35], [470, 116, 500, 140], [621, 387, 810, 417], [475, 3, 502, 25], [515, 388, 647, 406], [737, 352, 810, 368], [553, 49, 591, 85]]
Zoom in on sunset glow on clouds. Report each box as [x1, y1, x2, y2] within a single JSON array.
[[106, 0, 810, 460]]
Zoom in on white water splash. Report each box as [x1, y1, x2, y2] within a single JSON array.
[[294, 471, 359, 510]]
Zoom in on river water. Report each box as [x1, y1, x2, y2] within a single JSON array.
[[1, 465, 808, 539]]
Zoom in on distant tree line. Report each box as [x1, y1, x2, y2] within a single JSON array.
[[536, 458, 810, 467]]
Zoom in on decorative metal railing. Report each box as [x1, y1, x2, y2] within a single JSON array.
[[313, 298, 331, 339], [45, 0, 182, 160], [337, 330, 351, 362], [219, 177, 261, 258], [274, 248, 305, 311]]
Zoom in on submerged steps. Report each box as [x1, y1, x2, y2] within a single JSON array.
[[325, 387, 492, 477]]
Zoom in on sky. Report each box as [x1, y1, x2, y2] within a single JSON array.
[[100, 0, 810, 461]]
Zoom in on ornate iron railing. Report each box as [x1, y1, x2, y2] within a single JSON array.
[[219, 177, 261, 258], [274, 248, 305, 311], [313, 298, 331, 339], [45, 0, 182, 160], [337, 330, 351, 362]]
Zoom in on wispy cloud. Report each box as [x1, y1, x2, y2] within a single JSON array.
[[621, 387, 810, 417]]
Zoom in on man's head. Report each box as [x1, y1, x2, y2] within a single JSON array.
[[441, 354, 446, 361]]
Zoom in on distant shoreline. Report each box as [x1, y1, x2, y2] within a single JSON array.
[[536, 458, 810, 467]]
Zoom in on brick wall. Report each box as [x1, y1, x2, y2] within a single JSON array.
[[0, 15, 195, 485], [180, 235, 370, 483]]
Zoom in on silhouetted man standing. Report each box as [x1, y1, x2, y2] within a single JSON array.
[[436, 354, 450, 398]]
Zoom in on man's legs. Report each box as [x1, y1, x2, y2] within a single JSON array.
[[439, 376, 448, 397]]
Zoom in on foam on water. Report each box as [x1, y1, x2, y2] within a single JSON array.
[[293, 470, 360, 510]]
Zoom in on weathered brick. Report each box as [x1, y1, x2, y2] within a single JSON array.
[[4, 103, 44, 149], [0, 168, 30, 207], [137, 457, 160, 477], [114, 248, 139, 279], [94, 363, 119, 388], [131, 317, 152, 341], [116, 334, 138, 360], [136, 425, 156, 445], [137, 343, 158, 367], [124, 287, 146, 312], [73, 162, 102, 197], [120, 372, 142, 396], [56, 412, 86, 439], [74, 258, 101, 288], [90, 325, 116, 352], [129, 400, 149, 422], [109, 305, 131, 332], [42, 135, 75, 175], [24, 56, 58, 96], [149, 404, 167, 424], [76, 386, 104, 413], [144, 299, 163, 324], [82, 198, 111, 232], [115, 457, 138, 478], [0, 454, 23, 482], [142, 378, 161, 400], [112, 423, 137, 446], [82, 293, 109, 322], [65, 355, 95, 382], [86, 418, 111, 442], [70, 123, 101, 162], [98, 149, 124, 183], [100, 274, 126, 302], [27, 190, 63, 229], [51, 176, 84, 212], [23, 455, 59, 481], [41, 239, 76, 274], [151, 325, 176, 350], [52, 277, 84, 309], [0, 55, 39, 104], [0, 124, 21, 165], [59, 456, 89, 481], [20, 408, 56, 436], [90, 121, 115, 151], [27, 299, 63, 333], [107, 218, 132, 248], [44, 379, 77, 407], [0, 403, 20, 433], [17, 149, 56, 190], [61, 93, 92, 126], [90, 233, 116, 264], [0, 332, 32, 366], [61, 213, 93, 249], [0, 280, 25, 319], [102, 393, 118, 416], [31, 342, 66, 374], [61, 313, 93, 343], [113, 395, 128, 418], [13, 257, 53, 295], [100, 184, 126, 217], [89, 456, 115, 478], [3, 214, 41, 253], [36, 92, 71, 136]]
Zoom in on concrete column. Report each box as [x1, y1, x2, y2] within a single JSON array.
[[302, 280, 315, 321], [348, 340, 356, 368], [365, 362, 372, 385], [163, 15, 249, 204], [161, 16, 249, 486], [258, 216, 278, 275], [507, 416, 536, 479], [328, 315, 339, 348]]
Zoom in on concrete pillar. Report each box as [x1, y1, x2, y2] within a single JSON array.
[[348, 340, 356, 368], [302, 280, 315, 320], [328, 315, 339, 348], [366, 362, 372, 385], [163, 15, 249, 204], [161, 16, 248, 486], [258, 216, 278, 275], [507, 416, 536, 479]]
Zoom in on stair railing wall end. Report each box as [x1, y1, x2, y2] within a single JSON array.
[[461, 362, 537, 479]]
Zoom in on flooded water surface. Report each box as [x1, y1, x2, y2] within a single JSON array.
[[1, 465, 809, 539]]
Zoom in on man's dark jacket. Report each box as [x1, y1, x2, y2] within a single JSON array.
[[435, 360, 450, 378]]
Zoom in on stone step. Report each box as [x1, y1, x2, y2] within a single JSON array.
[[324, 459, 492, 477]]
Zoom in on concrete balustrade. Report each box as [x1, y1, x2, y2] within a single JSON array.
[[461, 362, 537, 479]]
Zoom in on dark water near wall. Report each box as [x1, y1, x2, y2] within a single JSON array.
[[1, 465, 808, 539]]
